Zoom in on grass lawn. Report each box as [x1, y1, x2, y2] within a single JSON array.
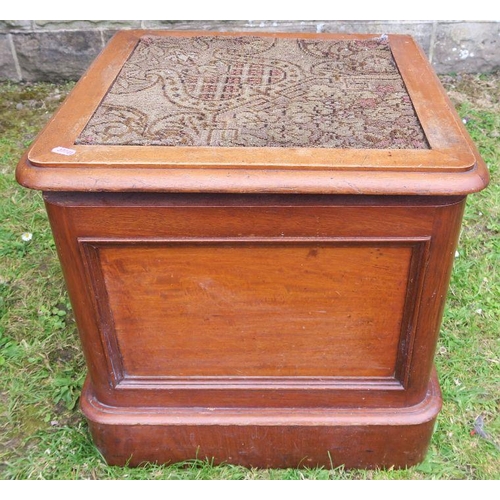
[[0, 74, 498, 479]]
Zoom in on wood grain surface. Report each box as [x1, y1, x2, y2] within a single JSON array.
[[43, 193, 464, 412], [94, 241, 411, 378]]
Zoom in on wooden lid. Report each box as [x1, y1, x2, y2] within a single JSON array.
[[17, 30, 489, 195]]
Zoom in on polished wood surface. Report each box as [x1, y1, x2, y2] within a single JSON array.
[[96, 242, 411, 378], [44, 193, 463, 412], [82, 371, 442, 468]]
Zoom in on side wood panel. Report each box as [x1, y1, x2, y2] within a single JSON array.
[[44, 193, 465, 409]]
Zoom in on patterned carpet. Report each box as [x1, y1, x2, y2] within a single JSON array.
[[77, 35, 429, 149]]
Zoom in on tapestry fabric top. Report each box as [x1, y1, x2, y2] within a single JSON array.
[[76, 35, 429, 149]]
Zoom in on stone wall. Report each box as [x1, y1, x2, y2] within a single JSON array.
[[1, 20, 499, 81]]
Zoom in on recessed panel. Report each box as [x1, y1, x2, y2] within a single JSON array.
[[92, 241, 413, 378]]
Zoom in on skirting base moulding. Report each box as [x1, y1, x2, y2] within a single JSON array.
[[16, 30, 489, 468]]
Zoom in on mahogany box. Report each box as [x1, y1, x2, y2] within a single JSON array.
[[16, 31, 489, 468]]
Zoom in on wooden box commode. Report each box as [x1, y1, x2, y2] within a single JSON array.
[[17, 31, 489, 468]]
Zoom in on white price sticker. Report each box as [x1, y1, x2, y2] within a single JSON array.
[[51, 146, 76, 156]]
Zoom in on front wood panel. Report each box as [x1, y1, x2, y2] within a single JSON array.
[[44, 194, 465, 408], [86, 239, 414, 379]]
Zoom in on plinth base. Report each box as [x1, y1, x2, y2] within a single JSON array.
[[81, 370, 441, 469]]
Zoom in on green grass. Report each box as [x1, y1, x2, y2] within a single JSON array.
[[0, 77, 498, 479]]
